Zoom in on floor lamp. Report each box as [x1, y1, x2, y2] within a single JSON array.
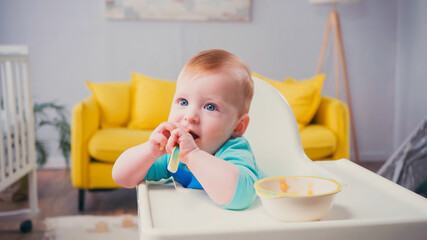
[[310, 0, 360, 164]]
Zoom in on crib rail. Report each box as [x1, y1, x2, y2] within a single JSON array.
[[0, 45, 38, 220]]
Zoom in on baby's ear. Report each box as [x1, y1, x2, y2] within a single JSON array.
[[232, 114, 250, 138]]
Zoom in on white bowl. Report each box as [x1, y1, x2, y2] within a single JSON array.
[[254, 176, 342, 222]]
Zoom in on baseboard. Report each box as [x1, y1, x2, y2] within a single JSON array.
[[38, 156, 68, 169]]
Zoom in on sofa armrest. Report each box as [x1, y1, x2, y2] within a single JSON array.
[[313, 96, 349, 160], [71, 96, 100, 188]]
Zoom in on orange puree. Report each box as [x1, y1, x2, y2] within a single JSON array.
[[307, 182, 313, 195], [278, 179, 290, 192]]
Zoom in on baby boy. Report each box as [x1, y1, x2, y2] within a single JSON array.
[[112, 49, 265, 210]]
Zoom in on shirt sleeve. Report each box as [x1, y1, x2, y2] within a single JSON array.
[[215, 138, 260, 210], [143, 154, 170, 182]]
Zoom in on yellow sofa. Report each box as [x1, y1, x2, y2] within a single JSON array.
[[71, 73, 349, 211]]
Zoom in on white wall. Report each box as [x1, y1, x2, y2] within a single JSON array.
[[394, 0, 427, 149], [1, 0, 424, 168]]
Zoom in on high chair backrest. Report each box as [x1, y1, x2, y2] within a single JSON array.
[[245, 77, 313, 177]]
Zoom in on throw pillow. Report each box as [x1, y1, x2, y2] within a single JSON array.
[[128, 72, 176, 130], [252, 72, 325, 128], [85, 81, 132, 128]]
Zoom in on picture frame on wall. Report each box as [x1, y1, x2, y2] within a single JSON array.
[[105, 0, 251, 22]]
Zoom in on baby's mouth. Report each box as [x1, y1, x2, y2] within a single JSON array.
[[189, 131, 200, 141]]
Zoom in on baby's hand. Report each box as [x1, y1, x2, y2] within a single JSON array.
[[148, 122, 177, 158], [166, 125, 199, 164]]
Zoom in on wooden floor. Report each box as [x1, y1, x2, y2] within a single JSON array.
[[0, 169, 137, 240], [0, 161, 385, 239]]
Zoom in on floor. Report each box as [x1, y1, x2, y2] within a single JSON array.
[[0, 161, 385, 239], [0, 169, 137, 240]]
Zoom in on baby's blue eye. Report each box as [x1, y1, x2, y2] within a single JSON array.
[[204, 104, 216, 111], [179, 99, 188, 106]]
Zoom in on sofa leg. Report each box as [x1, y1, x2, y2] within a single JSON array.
[[78, 189, 85, 211]]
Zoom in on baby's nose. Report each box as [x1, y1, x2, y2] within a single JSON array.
[[184, 109, 199, 123]]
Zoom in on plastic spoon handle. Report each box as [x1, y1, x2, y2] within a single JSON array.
[[167, 147, 180, 173]]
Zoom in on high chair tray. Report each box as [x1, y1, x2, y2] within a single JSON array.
[[137, 159, 427, 240]]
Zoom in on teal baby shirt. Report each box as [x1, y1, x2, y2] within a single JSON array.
[[143, 137, 266, 210]]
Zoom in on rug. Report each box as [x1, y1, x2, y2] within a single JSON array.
[[44, 215, 138, 240]]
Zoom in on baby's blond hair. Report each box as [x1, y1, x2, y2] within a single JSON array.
[[179, 49, 254, 114]]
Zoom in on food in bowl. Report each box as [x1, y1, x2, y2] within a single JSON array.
[[254, 176, 342, 222], [278, 179, 290, 192]]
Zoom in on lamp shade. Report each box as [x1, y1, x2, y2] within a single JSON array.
[[309, 0, 359, 4]]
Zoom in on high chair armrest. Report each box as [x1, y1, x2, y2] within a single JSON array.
[[313, 96, 349, 160], [71, 96, 100, 188]]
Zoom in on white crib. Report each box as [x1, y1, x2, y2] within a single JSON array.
[[0, 45, 39, 232]]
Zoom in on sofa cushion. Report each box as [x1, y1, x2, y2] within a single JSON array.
[[128, 72, 176, 130], [88, 128, 152, 163], [252, 73, 325, 128], [300, 124, 337, 160], [85, 81, 132, 128]]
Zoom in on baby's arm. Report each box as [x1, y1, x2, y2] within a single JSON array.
[[186, 150, 239, 205], [112, 142, 159, 188], [112, 122, 176, 188]]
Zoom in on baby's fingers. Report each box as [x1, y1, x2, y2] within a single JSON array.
[[149, 133, 168, 151], [166, 128, 186, 153], [165, 132, 178, 154], [154, 122, 177, 138]]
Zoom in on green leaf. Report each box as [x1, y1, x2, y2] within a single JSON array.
[[33, 101, 71, 167], [35, 140, 49, 166]]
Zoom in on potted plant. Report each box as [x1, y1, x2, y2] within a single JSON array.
[[33, 102, 71, 167]]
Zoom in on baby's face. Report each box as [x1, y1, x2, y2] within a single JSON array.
[[168, 70, 243, 154]]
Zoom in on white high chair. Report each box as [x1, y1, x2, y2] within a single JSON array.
[[137, 77, 427, 240]]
